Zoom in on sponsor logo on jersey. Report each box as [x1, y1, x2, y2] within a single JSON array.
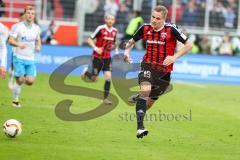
[[103, 37, 114, 41], [146, 40, 165, 45], [147, 31, 151, 35]]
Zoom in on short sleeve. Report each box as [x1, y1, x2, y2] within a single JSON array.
[[9, 24, 18, 39], [90, 26, 102, 39], [132, 25, 144, 42], [171, 24, 188, 44]]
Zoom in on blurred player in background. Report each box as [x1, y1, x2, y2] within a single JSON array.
[[8, 11, 26, 89], [0, 22, 9, 79], [8, 6, 41, 107], [82, 14, 119, 105], [124, 5, 192, 138]]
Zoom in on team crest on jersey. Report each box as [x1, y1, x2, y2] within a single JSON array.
[[147, 31, 151, 35], [161, 32, 167, 39]]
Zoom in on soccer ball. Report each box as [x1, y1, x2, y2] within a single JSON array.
[[3, 119, 22, 138]]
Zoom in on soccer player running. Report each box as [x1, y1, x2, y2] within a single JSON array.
[[8, 6, 41, 107], [124, 5, 192, 138], [0, 22, 9, 79], [82, 14, 118, 105], [8, 11, 26, 89]]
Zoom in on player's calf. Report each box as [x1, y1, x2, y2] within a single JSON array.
[[12, 82, 21, 108], [8, 69, 15, 90], [16, 77, 25, 85], [103, 79, 112, 105]]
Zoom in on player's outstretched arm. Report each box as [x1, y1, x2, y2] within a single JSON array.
[[114, 40, 119, 55], [174, 39, 193, 59], [124, 38, 135, 63], [163, 39, 192, 66], [36, 37, 41, 53], [87, 37, 102, 55]]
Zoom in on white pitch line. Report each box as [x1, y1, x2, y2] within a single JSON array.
[[173, 80, 208, 89]]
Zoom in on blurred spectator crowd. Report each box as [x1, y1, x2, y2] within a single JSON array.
[[85, 0, 240, 56], [0, 0, 240, 56], [186, 33, 240, 56], [163, 0, 238, 29], [85, 0, 239, 30]]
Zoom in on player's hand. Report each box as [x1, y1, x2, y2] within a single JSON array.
[[36, 46, 41, 53], [163, 56, 177, 66], [0, 66, 6, 79], [123, 54, 131, 63], [124, 49, 132, 63], [19, 43, 27, 49], [94, 47, 103, 55]]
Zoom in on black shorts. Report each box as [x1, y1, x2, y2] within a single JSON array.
[[138, 63, 171, 100], [92, 57, 111, 76]]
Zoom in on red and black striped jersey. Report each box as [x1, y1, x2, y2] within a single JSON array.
[[132, 23, 188, 72], [90, 24, 118, 59]]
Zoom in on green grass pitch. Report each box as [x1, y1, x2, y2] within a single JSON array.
[[0, 73, 240, 160]]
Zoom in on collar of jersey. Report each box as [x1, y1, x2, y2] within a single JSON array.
[[23, 21, 33, 29], [104, 24, 113, 32], [152, 23, 165, 32]]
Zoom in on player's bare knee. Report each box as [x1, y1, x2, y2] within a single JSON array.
[[139, 82, 151, 98], [16, 77, 25, 85], [104, 71, 111, 80], [16, 80, 24, 85]]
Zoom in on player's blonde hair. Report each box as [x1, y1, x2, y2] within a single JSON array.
[[104, 13, 115, 19], [24, 6, 35, 13], [153, 5, 168, 18]]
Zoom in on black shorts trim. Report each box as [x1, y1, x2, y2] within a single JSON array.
[[92, 57, 112, 76]]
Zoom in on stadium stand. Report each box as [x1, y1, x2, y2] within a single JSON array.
[[0, 0, 240, 55]]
